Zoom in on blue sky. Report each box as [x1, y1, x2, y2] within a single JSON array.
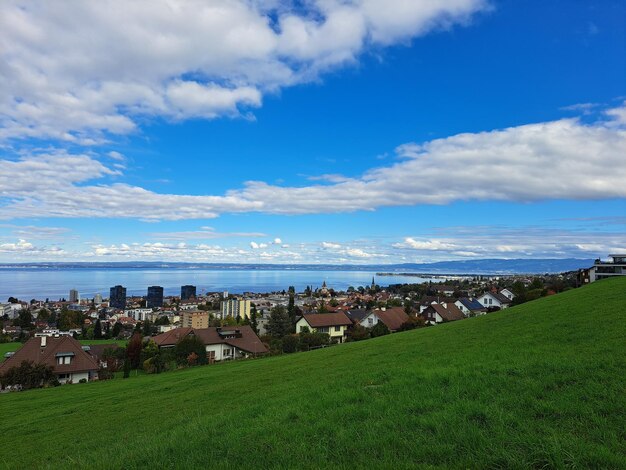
[[0, 0, 625, 263]]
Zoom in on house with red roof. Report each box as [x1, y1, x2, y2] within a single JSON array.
[[152, 326, 268, 362], [0, 336, 99, 385], [359, 307, 410, 332]]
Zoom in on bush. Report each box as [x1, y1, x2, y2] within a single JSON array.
[[282, 335, 299, 353], [175, 335, 207, 366], [299, 332, 329, 351], [0, 360, 55, 390], [79, 378, 87, 384], [346, 324, 370, 342], [370, 322, 390, 338]]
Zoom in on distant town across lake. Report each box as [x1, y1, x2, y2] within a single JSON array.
[[0, 257, 595, 301], [0, 267, 448, 301]]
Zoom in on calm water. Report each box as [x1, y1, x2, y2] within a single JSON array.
[[0, 268, 443, 301]]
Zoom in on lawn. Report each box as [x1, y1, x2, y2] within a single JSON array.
[[1, 278, 625, 469]]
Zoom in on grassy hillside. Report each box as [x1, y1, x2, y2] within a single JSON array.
[[2, 278, 625, 469]]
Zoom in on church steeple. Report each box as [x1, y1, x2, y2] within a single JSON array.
[[371, 277, 375, 288]]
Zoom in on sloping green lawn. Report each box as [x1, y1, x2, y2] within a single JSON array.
[[1, 278, 625, 469]]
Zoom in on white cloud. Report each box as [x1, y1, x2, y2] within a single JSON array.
[[0, 238, 65, 256], [0, 104, 625, 221], [148, 227, 266, 240], [0, 0, 485, 142], [273, 238, 282, 244], [322, 242, 342, 249]]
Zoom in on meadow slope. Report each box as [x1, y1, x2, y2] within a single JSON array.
[[1, 278, 625, 469]]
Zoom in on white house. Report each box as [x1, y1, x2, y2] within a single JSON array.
[[476, 291, 512, 309]]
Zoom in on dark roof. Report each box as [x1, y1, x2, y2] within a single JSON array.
[[302, 312, 352, 328], [345, 309, 369, 322], [482, 291, 512, 304], [458, 297, 486, 311], [0, 336, 99, 375], [86, 343, 120, 362], [152, 326, 268, 355], [372, 307, 410, 331]]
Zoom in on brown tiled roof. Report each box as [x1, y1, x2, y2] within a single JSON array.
[[302, 312, 352, 328], [373, 307, 410, 331], [152, 327, 194, 346], [0, 336, 99, 375], [432, 303, 464, 322], [152, 326, 268, 355], [86, 343, 120, 362]]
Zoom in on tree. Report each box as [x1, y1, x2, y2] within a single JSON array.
[[282, 335, 299, 353], [37, 308, 50, 321], [287, 294, 296, 322], [267, 306, 292, 338], [346, 324, 370, 342], [0, 360, 55, 390], [94, 319, 103, 339], [123, 358, 131, 378], [175, 335, 207, 366], [112, 322, 122, 338], [142, 319, 152, 337], [250, 306, 259, 335], [13, 310, 33, 329], [126, 332, 143, 369], [299, 332, 329, 351], [370, 322, 390, 338]]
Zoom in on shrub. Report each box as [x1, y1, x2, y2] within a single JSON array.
[[370, 322, 390, 338], [282, 335, 299, 353], [0, 360, 55, 390]]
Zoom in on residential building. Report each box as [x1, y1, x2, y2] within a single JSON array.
[[69, 289, 79, 303], [589, 254, 626, 282], [109, 285, 127, 310], [295, 312, 352, 343], [182, 311, 209, 329], [360, 307, 410, 332], [476, 291, 512, 309], [220, 298, 251, 319], [455, 297, 487, 317], [0, 336, 99, 385], [94, 293, 103, 305], [153, 326, 267, 362], [147, 286, 164, 308], [181, 285, 196, 300], [421, 302, 465, 325]]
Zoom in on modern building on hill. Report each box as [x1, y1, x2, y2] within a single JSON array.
[[220, 298, 251, 319], [109, 285, 127, 310], [182, 311, 209, 329], [69, 289, 79, 303], [147, 286, 164, 308], [589, 254, 626, 282], [0, 336, 99, 385], [181, 285, 196, 300]]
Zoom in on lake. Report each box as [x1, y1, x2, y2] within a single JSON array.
[[0, 268, 447, 301]]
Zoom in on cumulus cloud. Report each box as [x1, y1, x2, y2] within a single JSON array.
[[322, 242, 342, 249], [392, 225, 626, 260], [0, 238, 65, 256], [0, 104, 625, 220], [0, 0, 485, 142]]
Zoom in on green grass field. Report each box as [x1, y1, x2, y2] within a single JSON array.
[[1, 278, 625, 469]]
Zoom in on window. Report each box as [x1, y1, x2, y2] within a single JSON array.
[[223, 348, 232, 356], [368, 318, 373, 325], [57, 356, 72, 365], [58, 374, 69, 380], [334, 326, 341, 332], [317, 327, 329, 333]]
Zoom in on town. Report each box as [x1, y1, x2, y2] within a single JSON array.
[[2, 253, 619, 390]]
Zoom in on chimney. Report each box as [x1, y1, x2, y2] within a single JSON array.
[[41, 336, 47, 347]]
